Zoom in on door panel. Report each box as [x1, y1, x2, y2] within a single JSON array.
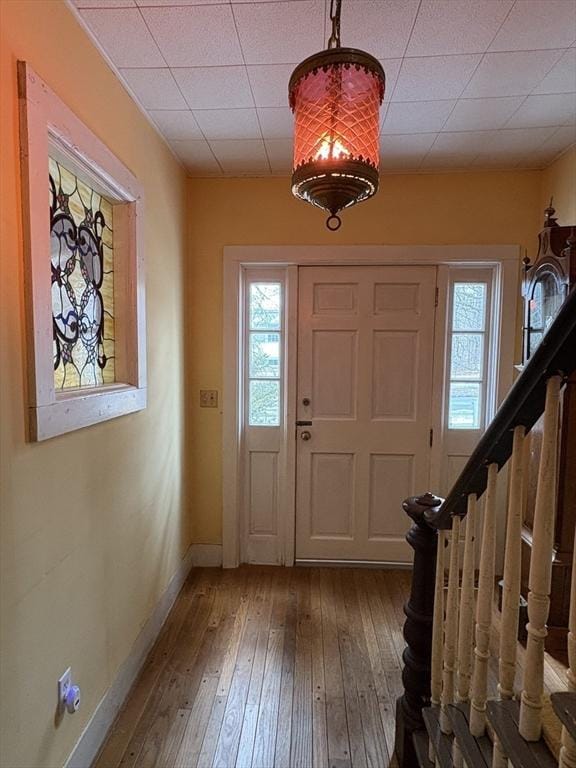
[[295, 265, 437, 562]]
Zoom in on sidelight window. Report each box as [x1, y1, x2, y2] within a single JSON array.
[[246, 282, 283, 426], [447, 279, 491, 430]]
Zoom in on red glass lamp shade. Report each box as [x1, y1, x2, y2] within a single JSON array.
[[289, 48, 385, 228]]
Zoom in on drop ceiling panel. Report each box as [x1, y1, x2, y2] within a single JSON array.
[[141, 5, 243, 67], [193, 108, 261, 140], [70, 0, 576, 176], [382, 100, 456, 134], [148, 109, 203, 139], [483, 126, 558, 153], [393, 55, 482, 102], [78, 8, 164, 67], [421, 153, 477, 169], [336, 0, 420, 60], [533, 49, 576, 94], [506, 93, 576, 129], [428, 130, 495, 155], [406, 0, 514, 57], [265, 139, 293, 174], [443, 96, 526, 131], [209, 139, 270, 174], [463, 49, 565, 98], [257, 108, 294, 139], [137, 0, 228, 5], [470, 153, 527, 168], [73, 0, 136, 7], [120, 68, 187, 109], [173, 67, 254, 110], [379, 59, 402, 103], [169, 139, 222, 175], [536, 126, 576, 157], [247, 64, 295, 108], [234, 1, 325, 65], [489, 0, 576, 52]]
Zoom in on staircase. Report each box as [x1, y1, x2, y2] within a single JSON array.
[[394, 287, 576, 768]]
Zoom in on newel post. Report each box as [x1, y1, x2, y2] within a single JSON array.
[[395, 492, 443, 768]]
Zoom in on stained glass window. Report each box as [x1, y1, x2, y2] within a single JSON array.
[[448, 282, 488, 430], [49, 157, 115, 389], [247, 283, 282, 426]]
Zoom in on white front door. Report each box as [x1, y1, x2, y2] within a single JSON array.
[[295, 265, 437, 563]]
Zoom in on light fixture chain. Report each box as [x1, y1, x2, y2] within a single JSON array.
[[328, 0, 342, 49]]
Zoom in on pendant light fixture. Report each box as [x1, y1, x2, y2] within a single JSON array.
[[289, 0, 385, 230]]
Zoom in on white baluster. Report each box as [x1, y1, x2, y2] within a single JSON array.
[[559, 529, 576, 768], [441, 515, 461, 733], [430, 530, 446, 762], [519, 375, 562, 740], [493, 426, 526, 768], [470, 462, 498, 737], [453, 496, 477, 768], [457, 494, 477, 704], [498, 425, 526, 698]]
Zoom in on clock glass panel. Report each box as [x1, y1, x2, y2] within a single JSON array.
[[528, 271, 563, 358]]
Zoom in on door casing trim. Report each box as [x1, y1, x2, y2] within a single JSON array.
[[223, 245, 519, 568]]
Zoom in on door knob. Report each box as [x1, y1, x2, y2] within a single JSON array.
[[300, 430, 312, 441]]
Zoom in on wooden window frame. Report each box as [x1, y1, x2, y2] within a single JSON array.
[[18, 61, 146, 441]]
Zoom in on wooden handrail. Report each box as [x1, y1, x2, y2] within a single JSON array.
[[425, 286, 576, 529]]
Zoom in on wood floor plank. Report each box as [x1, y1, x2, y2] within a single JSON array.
[[174, 675, 219, 768], [290, 569, 314, 768], [235, 569, 276, 767], [251, 627, 285, 767], [352, 571, 397, 756], [92, 566, 411, 768], [154, 708, 190, 768], [274, 571, 297, 768], [332, 570, 363, 768], [341, 572, 389, 768], [310, 569, 329, 768], [213, 572, 264, 768]]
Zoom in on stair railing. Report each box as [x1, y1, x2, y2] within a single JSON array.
[[394, 286, 576, 768]]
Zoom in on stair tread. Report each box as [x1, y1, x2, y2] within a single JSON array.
[[550, 692, 576, 740], [413, 729, 435, 768], [422, 705, 454, 768], [447, 702, 491, 768], [486, 699, 558, 768]]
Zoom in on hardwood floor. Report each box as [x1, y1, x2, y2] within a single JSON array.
[[93, 566, 410, 768]]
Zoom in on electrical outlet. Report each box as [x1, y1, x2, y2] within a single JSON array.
[[58, 667, 71, 713], [200, 389, 218, 408]]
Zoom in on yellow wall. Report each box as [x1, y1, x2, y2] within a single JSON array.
[[0, 3, 189, 767], [539, 146, 576, 225], [187, 170, 544, 544]]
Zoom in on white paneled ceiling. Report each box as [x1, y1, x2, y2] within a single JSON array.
[[70, 0, 576, 176]]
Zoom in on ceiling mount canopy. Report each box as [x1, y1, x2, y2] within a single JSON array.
[[289, 0, 385, 231]]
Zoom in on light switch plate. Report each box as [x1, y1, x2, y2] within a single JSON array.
[[200, 390, 218, 408]]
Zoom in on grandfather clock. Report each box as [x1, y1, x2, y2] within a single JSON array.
[[520, 202, 576, 656]]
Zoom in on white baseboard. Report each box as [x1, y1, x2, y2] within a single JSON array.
[[189, 543, 222, 567], [64, 545, 195, 768]]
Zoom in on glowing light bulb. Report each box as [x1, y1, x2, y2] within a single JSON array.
[[314, 135, 351, 161]]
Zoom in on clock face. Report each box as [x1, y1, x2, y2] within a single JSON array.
[[527, 271, 563, 357]]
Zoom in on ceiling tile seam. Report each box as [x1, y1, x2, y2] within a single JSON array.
[[419, 0, 519, 168], [501, 48, 573, 131], [64, 0, 188, 172], [379, 0, 422, 127], [230, 0, 271, 173], [136, 4, 226, 173], [110, 44, 576, 71]]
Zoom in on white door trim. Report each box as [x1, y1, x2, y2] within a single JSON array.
[[223, 245, 519, 568]]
